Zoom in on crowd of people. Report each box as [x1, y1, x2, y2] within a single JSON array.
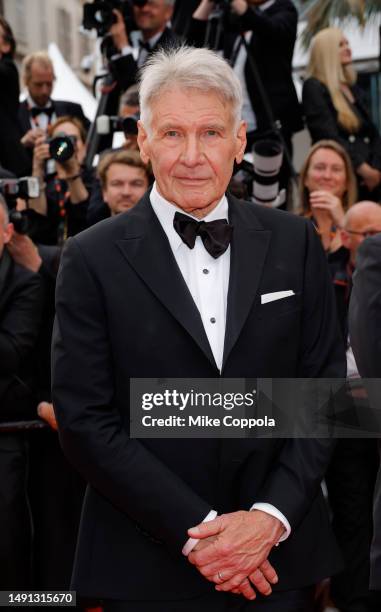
[[1, 1, 381, 611]]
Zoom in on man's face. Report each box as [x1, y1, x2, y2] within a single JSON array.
[[0, 206, 13, 259], [102, 163, 149, 215], [138, 87, 246, 216], [133, 0, 173, 37], [341, 207, 381, 265], [27, 62, 54, 107]]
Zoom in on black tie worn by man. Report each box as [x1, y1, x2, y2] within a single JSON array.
[[52, 46, 345, 611]]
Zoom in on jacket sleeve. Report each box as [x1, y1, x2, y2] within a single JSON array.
[[248, 221, 346, 528], [349, 236, 381, 378], [52, 237, 212, 553], [238, 2, 298, 45], [0, 264, 43, 375]]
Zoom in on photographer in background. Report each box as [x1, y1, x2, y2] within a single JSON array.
[[88, 149, 153, 225], [18, 52, 90, 157], [190, 0, 303, 203], [28, 116, 91, 245], [0, 17, 30, 177], [0, 195, 43, 589], [109, 0, 178, 91]]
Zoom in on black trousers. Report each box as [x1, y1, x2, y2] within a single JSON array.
[[326, 438, 381, 612], [102, 586, 315, 612], [0, 433, 32, 589]]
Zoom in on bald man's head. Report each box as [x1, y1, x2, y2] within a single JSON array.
[[341, 201, 381, 265]]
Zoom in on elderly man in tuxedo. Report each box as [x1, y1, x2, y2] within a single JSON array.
[[52, 46, 345, 611]]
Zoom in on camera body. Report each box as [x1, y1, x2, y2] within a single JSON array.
[[0, 177, 40, 234], [82, 0, 146, 37], [0, 177, 40, 201], [96, 113, 139, 136], [47, 134, 76, 163]]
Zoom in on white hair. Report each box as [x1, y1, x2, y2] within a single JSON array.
[[139, 46, 243, 135]]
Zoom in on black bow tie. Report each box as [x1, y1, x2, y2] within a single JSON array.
[[173, 211, 233, 259], [139, 40, 151, 52], [31, 106, 54, 118]]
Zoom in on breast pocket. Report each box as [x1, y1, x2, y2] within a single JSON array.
[[258, 292, 302, 319]]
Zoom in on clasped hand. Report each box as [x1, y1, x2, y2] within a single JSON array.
[[187, 510, 283, 601]]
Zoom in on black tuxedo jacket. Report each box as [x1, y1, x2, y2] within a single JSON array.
[[18, 99, 90, 137], [349, 235, 381, 590], [52, 193, 345, 600], [0, 250, 43, 420], [188, 0, 303, 135]]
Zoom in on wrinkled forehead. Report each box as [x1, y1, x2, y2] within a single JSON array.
[[146, 86, 236, 124]]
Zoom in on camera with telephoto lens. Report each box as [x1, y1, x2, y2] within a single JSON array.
[[96, 113, 139, 136], [233, 139, 285, 208], [47, 134, 77, 163], [82, 0, 147, 37], [0, 177, 40, 234]]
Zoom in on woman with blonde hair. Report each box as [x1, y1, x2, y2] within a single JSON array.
[[303, 27, 381, 200], [299, 139, 357, 252]]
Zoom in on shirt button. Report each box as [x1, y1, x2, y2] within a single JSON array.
[[210, 317, 216, 324], [203, 268, 209, 274]]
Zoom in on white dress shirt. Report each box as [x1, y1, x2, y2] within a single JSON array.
[[115, 29, 165, 68], [149, 183, 291, 553]]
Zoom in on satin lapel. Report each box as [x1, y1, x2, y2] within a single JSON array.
[[222, 196, 272, 369], [116, 195, 218, 370]]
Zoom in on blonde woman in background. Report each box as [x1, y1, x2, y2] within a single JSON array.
[[303, 27, 381, 200]]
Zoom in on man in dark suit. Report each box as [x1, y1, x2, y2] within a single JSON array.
[[0, 196, 43, 588], [18, 51, 90, 152], [108, 0, 178, 92], [190, 0, 303, 152], [52, 46, 344, 611], [349, 233, 381, 592]]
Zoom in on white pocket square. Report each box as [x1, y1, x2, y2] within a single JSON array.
[[261, 290, 295, 304]]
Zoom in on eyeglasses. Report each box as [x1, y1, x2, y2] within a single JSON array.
[[344, 229, 381, 238]]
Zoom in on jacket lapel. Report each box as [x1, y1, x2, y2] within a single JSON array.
[[116, 194, 218, 370], [18, 101, 31, 134], [222, 195, 272, 369]]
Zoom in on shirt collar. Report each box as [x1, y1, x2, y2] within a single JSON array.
[[259, 0, 276, 11], [150, 181, 229, 252], [27, 94, 53, 109], [130, 29, 165, 50]]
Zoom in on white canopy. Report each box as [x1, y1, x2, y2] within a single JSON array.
[[48, 42, 97, 121], [20, 43, 97, 122]]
